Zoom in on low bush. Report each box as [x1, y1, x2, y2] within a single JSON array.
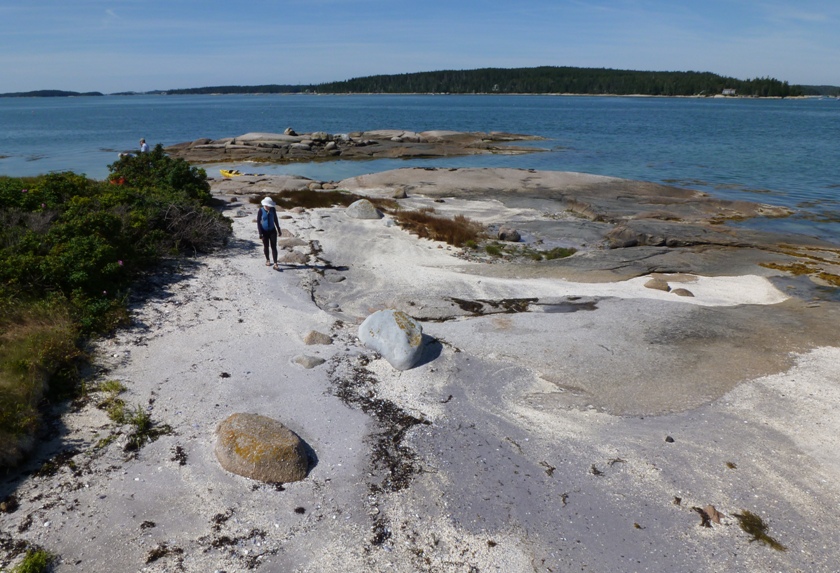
[[0, 153, 231, 467], [11, 547, 54, 573], [108, 144, 212, 204], [393, 208, 485, 247]]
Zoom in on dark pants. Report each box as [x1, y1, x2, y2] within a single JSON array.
[[261, 229, 278, 263]]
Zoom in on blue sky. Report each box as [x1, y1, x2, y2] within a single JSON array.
[[1, 0, 838, 93]]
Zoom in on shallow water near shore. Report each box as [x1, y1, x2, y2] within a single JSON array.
[[1, 94, 838, 241]]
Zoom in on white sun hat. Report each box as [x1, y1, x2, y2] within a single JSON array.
[[261, 196, 276, 207]]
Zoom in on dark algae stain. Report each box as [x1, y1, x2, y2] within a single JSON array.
[[734, 510, 786, 551], [327, 354, 431, 548]]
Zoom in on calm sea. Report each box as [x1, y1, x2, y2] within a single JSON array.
[[1, 94, 838, 241]]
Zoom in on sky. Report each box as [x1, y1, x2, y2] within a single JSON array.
[[1, 0, 838, 93]]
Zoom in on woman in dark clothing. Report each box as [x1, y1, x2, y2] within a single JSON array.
[[257, 196, 282, 270]]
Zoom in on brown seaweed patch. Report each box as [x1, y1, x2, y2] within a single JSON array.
[[816, 272, 840, 287], [734, 510, 786, 551], [146, 543, 184, 563], [759, 262, 817, 276], [449, 297, 538, 315]]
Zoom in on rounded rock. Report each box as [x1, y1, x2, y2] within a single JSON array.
[[346, 198, 382, 219], [215, 413, 309, 483], [358, 309, 424, 370], [304, 330, 332, 345], [498, 227, 521, 242]]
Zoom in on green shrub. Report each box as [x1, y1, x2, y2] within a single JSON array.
[[108, 144, 211, 204], [485, 243, 503, 257], [12, 548, 55, 573], [543, 247, 577, 260], [0, 158, 230, 467]]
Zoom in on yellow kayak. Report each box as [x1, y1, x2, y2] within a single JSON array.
[[220, 169, 242, 178]]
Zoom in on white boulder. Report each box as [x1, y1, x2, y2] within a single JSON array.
[[358, 310, 424, 370], [346, 199, 382, 219]]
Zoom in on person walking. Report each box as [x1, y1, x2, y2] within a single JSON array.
[[139, 138, 149, 153], [257, 196, 282, 270]]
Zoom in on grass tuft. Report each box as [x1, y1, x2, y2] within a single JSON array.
[[0, 299, 81, 467], [12, 548, 55, 573]]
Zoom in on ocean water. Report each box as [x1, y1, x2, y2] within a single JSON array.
[[1, 94, 838, 241]]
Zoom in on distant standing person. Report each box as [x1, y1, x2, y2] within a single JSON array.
[[139, 138, 149, 153], [257, 196, 282, 270]]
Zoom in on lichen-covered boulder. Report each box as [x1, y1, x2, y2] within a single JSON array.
[[346, 199, 382, 219], [358, 309, 424, 370], [215, 413, 309, 483]]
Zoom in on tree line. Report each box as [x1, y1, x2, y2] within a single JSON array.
[[6, 67, 835, 98], [315, 67, 803, 97]]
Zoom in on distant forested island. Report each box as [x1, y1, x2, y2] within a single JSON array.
[[314, 67, 806, 97], [5, 67, 839, 98], [0, 90, 104, 98]]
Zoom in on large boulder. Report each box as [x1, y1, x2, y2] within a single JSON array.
[[358, 310, 424, 370], [346, 199, 382, 219], [498, 227, 521, 242], [215, 413, 309, 483]]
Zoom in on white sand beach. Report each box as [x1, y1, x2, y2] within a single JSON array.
[[2, 172, 840, 572]]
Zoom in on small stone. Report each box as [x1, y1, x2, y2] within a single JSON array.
[[294, 355, 326, 369], [278, 251, 308, 265], [672, 288, 695, 297], [644, 278, 671, 292], [304, 331, 332, 345], [665, 436, 675, 443]]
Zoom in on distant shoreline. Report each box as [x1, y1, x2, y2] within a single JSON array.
[[4, 65, 837, 98], [0, 91, 826, 100]]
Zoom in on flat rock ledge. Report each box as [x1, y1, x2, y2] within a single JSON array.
[[165, 130, 544, 164], [215, 413, 309, 483]]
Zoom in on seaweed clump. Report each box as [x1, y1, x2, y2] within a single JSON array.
[[734, 510, 786, 551]]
